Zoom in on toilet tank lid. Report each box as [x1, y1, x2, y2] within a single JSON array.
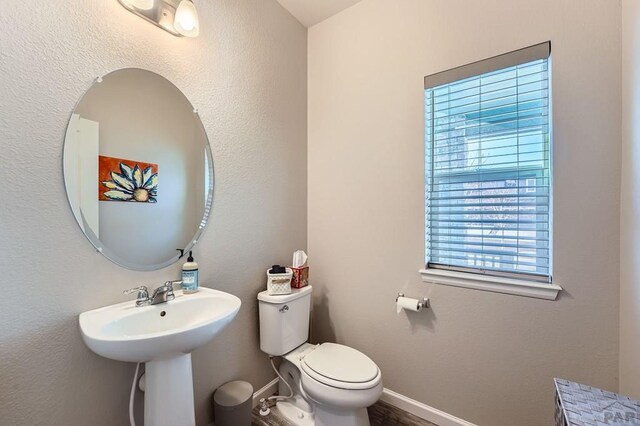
[[257, 286, 312, 303]]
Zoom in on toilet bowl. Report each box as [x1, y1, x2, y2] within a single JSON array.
[[257, 287, 383, 426], [276, 343, 383, 426]]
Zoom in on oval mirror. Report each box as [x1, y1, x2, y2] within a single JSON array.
[[63, 69, 213, 271]]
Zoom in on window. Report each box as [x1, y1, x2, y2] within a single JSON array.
[[424, 42, 552, 285]]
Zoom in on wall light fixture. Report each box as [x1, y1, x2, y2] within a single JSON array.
[[118, 0, 200, 38]]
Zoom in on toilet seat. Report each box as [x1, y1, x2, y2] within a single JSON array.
[[301, 343, 381, 390]]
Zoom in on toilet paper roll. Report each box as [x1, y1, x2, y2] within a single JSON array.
[[396, 296, 422, 314]]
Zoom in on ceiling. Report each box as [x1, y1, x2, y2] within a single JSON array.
[[276, 0, 363, 27]]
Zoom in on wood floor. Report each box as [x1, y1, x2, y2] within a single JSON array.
[[251, 400, 438, 426]]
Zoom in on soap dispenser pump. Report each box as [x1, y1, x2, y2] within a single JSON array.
[[182, 251, 199, 294]]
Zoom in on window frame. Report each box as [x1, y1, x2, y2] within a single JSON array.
[[420, 42, 561, 300]]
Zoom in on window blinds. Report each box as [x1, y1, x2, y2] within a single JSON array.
[[424, 42, 552, 282]]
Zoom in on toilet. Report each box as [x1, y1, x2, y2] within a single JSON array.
[[258, 286, 383, 426]]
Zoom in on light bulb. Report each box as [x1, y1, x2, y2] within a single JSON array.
[[174, 0, 200, 38], [122, 0, 154, 11]]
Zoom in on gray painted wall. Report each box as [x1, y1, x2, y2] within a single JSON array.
[[308, 1, 621, 425], [0, 1, 306, 425]]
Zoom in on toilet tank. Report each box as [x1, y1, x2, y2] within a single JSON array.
[[257, 286, 312, 356]]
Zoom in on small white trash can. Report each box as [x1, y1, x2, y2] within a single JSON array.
[[213, 380, 253, 426]]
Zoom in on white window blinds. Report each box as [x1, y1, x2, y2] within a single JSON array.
[[424, 42, 552, 282]]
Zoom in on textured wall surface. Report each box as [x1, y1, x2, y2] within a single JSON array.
[[0, 1, 306, 425], [621, 0, 640, 400], [308, 1, 621, 425]]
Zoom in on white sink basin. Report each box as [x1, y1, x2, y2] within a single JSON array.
[[80, 287, 241, 362], [79, 287, 241, 426]]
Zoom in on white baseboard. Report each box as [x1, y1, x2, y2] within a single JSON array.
[[250, 378, 475, 426], [252, 377, 279, 408], [380, 388, 477, 426]]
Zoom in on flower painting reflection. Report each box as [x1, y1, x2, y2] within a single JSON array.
[[99, 156, 158, 203]]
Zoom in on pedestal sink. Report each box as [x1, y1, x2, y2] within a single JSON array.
[[79, 287, 241, 426]]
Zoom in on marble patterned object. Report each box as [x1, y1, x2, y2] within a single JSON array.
[[555, 378, 640, 426]]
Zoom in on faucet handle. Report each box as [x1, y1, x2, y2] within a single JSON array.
[[123, 286, 150, 306], [163, 280, 182, 301], [124, 285, 148, 295]]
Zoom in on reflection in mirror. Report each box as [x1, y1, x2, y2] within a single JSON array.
[[63, 69, 213, 271]]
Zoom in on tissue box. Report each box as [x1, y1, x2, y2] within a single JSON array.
[[290, 266, 309, 289]]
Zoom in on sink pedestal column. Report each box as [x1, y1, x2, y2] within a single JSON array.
[[145, 353, 195, 426]]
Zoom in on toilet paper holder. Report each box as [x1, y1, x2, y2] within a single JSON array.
[[396, 293, 430, 309]]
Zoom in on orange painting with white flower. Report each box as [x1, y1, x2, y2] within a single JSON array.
[[98, 156, 158, 203]]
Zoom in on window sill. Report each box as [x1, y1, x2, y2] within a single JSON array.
[[419, 268, 562, 300]]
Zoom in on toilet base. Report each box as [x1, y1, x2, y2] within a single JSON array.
[[276, 400, 315, 426], [314, 405, 370, 426], [274, 394, 371, 426], [274, 346, 375, 426]]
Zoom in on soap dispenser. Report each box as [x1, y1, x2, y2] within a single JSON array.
[[182, 251, 199, 293]]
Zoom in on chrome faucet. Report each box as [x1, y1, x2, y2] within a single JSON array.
[[149, 281, 179, 305], [123, 280, 183, 307]]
